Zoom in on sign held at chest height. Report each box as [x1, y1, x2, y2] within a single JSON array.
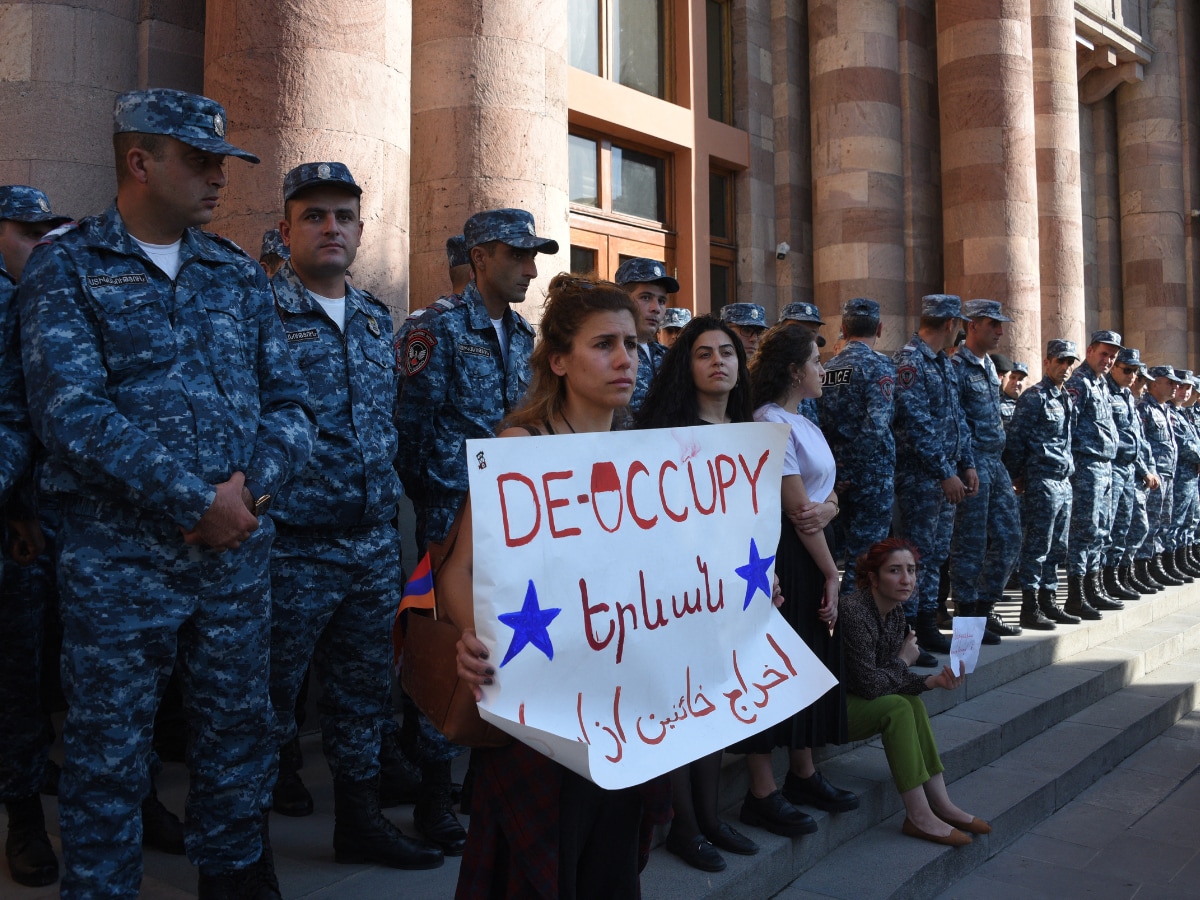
[[467, 422, 839, 788]]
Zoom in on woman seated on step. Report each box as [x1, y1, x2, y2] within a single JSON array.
[[839, 538, 991, 847]]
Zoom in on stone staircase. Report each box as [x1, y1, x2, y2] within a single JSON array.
[[639, 581, 1200, 900]]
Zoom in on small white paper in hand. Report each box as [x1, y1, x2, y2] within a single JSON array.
[[949, 617, 986, 675]]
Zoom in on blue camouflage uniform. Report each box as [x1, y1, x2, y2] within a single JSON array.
[[815, 298, 895, 593], [892, 296, 974, 620], [18, 90, 314, 897], [1137, 385, 1177, 561], [948, 309, 1021, 608], [999, 394, 1017, 429], [1003, 364, 1075, 593], [779, 301, 825, 425], [1105, 353, 1154, 570], [269, 255, 402, 785], [616, 257, 677, 416], [394, 280, 534, 550], [1185, 394, 1200, 547], [1064, 348, 1120, 576], [630, 340, 668, 414], [1167, 372, 1200, 554]]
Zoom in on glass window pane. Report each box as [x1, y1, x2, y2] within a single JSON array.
[[569, 134, 599, 207], [569, 0, 601, 75], [707, 0, 730, 123], [709, 171, 730, 240], [611, 145, 665, 222], [614, 0, 664, 99], [570, 246, 598, 275], [711, 263, 732, 310]]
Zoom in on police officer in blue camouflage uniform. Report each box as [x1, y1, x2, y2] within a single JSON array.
[[1166, 369, 1200, 580], [948, 299, 1023, 640], [892, 294, 978, 660], [779, 301, 827, 425], [657, 305, 692, 348], [18, 89, 316, 900], [1184, 376, 1200, 568], [720, 302, 768, 358], [815, 297, 895, 594], [999, 360, 1028, 429], [0, 185, 67, 888], [1137, 367, 1186, 588], [268, 162, 443, 870], [1004, 340, 1081, 628], [1063, 330, 1124, 618], [1104, 348, 1159, 598], [616, 257, 677, 414]]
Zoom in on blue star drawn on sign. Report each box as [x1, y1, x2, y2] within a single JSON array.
[[735, 538, 776, 611], [497, 580, 561, 667]]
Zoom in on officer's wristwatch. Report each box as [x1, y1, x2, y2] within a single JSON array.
[[246, 483, 272, 517]]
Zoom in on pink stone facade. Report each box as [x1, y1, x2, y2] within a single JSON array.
[[1, 0, 1196, 369]]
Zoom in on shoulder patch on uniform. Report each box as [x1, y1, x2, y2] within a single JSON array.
[[403, 328, 437, 376], [897, 364, 917, 389], [1065, 385, 1080, 400], [878, 374, 895, 402], [286, 328, 319, 343], [821, 368, 851, 388], [86, 273, 148, 288], [458, 341, 492, 359], [36, 222, 76, 247]]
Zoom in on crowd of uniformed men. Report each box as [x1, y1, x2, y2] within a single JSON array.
[[2, 87, 1199, 899]]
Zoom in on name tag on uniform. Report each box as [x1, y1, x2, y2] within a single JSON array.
[[287, 328, 320, 343], [458, 342, 492, 359], [822, 368, 851, 387], [87, 273, 148, 287]]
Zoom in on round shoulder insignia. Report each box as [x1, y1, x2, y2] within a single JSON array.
[[403, 328, 437, 376], [897, 364, 918, 390], [878, 374, 895, 402]]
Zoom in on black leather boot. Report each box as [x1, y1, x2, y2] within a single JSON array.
[[968, 602, 1001, 644], [1136, 557, 1165, 591], [1118, 564, 1147, 596], [1154, 552, 1187, 586], [1175, 548, 1200, 579], [1020, 589, 1055, 630], [197, 850, 280, 900], [142, 786, 186, 855], [414, 761, 467, 856], [272, 736, 313, 817], [1087, 570, 1124, 610], [984, 600, 1021, 637], [378, 728, 422, 808], [915, 609, 952, 654], [4, 794, 58, 887], [1039, 587, 1080, 624], [333, 778, 444, 869], [1065, 574, 1101, 620], [1103, 566, 1139, 601]]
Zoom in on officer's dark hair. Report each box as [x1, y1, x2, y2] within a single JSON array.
[[635, 315, 752, 429], [748, 322, 817, 410], [842, 314, 879, 339], [919, 315, 955, 331], [855, 538, 922, 592], [113, 133, 167, 184], [502, 274, 640, 430]]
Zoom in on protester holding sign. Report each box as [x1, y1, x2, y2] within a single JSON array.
[[734, 324, 859, 836], [449, 275, 669, 898], [634, 315, 760, 871], [840, 539, 989, 847]]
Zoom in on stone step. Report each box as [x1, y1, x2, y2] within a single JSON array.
[[639, 583, 1200, 900]]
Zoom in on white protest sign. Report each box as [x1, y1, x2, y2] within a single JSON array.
[[465, 422, 838, 789], [949, 616, 985, 675]]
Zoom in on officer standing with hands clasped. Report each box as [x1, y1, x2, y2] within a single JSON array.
[[1137, 367, 1186, 589], [18, 89, 316, 899], [268, 162, 443, 870]]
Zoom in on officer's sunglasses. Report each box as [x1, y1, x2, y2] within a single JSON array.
[[1116, 365, 1139, 375]]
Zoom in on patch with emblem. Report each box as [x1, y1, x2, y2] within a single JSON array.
[[214, 113, 225, 137], [86, 273, 149, 287], [365, 315, 381, 337], [318, 163, 331, 179], [287, 328, 320, 343], [897, 364, 918, 389], [458, 342, 492, 359], [404, 329, 437, 376], [878, 374, 895, 402], [821, 368, 852, 387]]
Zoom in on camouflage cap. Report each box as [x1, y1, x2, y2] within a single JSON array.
[[464, 208, 558, 254], [1115, 347, 1144, 367], [779, 302, 824, 325], [260, 229, 289, 260], [613, 257, 680, 293], [720, 303, 768, 328], [446, 234, 469, 268], [113, 89, 259, 163], [922, 294, 962, 319], [1010, 360, 1030, 377], [1146, 366, 1182, 383], [660, 307, 692, 329], [1090, 329, 1123, 348], [283, 161, 361, 202], [1046, 339, 1079, 361], [842, 297, 880, 320], [962, 298, 1014, 322], [1174, 369, 1194, 385], [0, 186, 70, 225]]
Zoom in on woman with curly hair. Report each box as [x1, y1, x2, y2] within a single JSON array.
[[633, 315, 759, 871]]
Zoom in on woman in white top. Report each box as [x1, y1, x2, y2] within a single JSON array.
[[731, 324, 859, 838]]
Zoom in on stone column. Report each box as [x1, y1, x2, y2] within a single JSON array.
[[1031, 0, 1085, 349], [0, 1, 140, 218], [935, 0, 1042, 366], [808, 0, 905, 344], [204, 0, 412, 317], [1116, 0, 1188, 363], [1088, 96, 1123, 337], [409, 0, 569, 319]]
